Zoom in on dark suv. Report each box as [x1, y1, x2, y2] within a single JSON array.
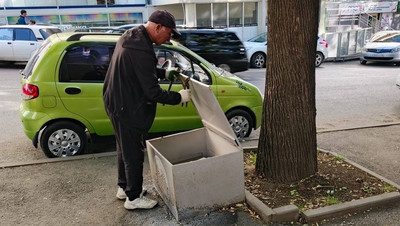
[[177, 30, 248, 73]]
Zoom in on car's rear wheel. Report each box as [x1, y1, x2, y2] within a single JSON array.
[[218, 64, 231, 72], [250, 52, 266, 68], [40, 121, 86, 158], [360, 60, 367, 65], [315, 52, 324, 67], [226, 109, 253, 138]]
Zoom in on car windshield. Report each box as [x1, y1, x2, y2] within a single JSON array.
[[39, 28, 62, 39], [175, 43, 235, 77], [247, 33, 267, 42], [371, 33, 400, 43]]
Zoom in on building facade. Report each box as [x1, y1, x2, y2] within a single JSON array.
[[1, 0, 398, 41], [0, 0, 266, 41]]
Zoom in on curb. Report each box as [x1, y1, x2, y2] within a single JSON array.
[[243, 147, 400, 224], [245, 190, 299, 223], [302, 192, 400, 223], [317, 122, 400, 134], [0, 152, 116, 169]]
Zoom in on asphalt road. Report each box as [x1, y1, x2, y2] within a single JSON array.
[[1, 61, 400, 163], [0, 61, 399, 225], [236, 61, 400, 131]]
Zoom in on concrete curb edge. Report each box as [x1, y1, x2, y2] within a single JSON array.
[[245, 190, 299, 223], [243, 146, 400, 224], [0, 152, 116, 169], [302, 192, 400, 223]]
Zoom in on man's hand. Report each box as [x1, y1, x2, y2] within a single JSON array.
[[165, 68, 180, 81], [179, 89, 191, 103]]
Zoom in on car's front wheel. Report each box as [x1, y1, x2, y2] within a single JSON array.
[[40, 121, 87, 158], [315, 52, 324, 67], [250, 52, 266, 68], [226, 109, 253, 138]]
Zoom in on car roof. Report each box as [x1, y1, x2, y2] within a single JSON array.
[[53, 32, 122, 42], [116, 24, 142, 29], [0, 24, 59, 29]]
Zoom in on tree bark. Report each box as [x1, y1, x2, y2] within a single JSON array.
[[255, 0, 319, 182]]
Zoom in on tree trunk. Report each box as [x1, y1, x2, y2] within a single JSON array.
[[255, 0, 320, 182]]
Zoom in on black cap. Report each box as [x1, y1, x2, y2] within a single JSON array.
[[148, 10, 181, 38]]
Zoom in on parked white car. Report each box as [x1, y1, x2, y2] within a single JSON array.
[[0, 25, 61, 63], [243, 33, 328, 68], [360, 30, 400, 66]]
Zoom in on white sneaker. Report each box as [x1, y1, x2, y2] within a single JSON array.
[[116, 187, 147, 200], [116, 187, 127, 200], [124, 196, 157, 210]]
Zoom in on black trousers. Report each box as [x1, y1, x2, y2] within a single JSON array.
[[110, 116, 145, 201]]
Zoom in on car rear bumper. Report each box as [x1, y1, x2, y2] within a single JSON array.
[[20, 104, 51, 140]]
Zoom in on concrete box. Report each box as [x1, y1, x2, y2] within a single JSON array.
[[146, 78, 245, 220]]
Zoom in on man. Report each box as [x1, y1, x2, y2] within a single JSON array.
[[103, 10, 191, 210], [17, 10, 27, 25]]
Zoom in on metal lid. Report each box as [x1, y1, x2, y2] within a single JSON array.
[[188, 78, 240, 147]]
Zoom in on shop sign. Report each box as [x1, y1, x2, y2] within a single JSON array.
[[339, 2, 398, 15]]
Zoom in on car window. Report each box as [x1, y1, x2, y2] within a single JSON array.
[[247, 33, 267, 42], [217, 32, 242, 46], [23, 39, 52, 79], [0, 28, 13, 40], [39, 28, 62, 40], [59, 44, 114, 83], [155, 48, 211, 85], [181, 32, 242, 48], [14, 28, 37, 41]]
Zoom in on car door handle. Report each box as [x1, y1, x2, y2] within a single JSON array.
[[65, 87, 81, 95], [7, 42, 11, 44], [30, 43, 35, 45]]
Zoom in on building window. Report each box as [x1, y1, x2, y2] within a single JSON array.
[[229, 3, 243, 27], [196, 4, 211, 28], [244, 2, 258, 26], [213, 3, 227, 28], [4, 0, 57, 7], [59, 0, 105, 6], [107, 0, 145, 5]]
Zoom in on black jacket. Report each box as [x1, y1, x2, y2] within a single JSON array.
[[103, 25, 181, 132]]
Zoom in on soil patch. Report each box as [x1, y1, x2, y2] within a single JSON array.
[[243, 151, 398, 212]]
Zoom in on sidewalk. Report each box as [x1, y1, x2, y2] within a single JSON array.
[[0, 126, 399, 225], [0, 143, 263, 226]]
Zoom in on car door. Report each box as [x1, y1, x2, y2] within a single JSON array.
[[151, 47, 216, 133], [56, 43, 114, 136], [13, 28, 38, 61], [0, 28, 14, 61]]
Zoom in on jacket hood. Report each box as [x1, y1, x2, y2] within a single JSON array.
[[121, 25, 154, 52]]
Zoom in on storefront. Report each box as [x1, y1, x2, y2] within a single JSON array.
[[0, 0, 147, 29], [149, 0, 266, 41], [0, 0, 266, 40]]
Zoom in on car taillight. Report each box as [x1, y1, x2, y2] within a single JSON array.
[[22, 84, 39, 100], [320, 40, 328, 48]]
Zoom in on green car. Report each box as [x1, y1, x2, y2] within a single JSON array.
[[20, 32, 263, 158]]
